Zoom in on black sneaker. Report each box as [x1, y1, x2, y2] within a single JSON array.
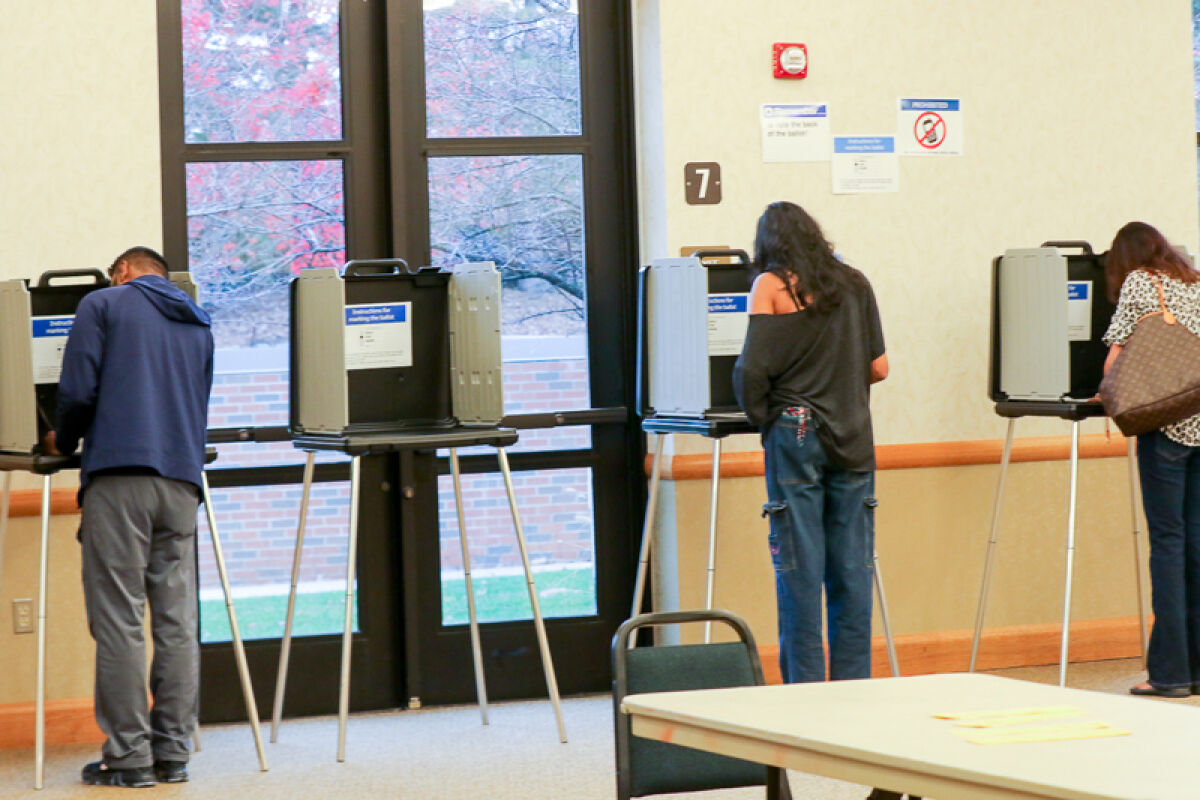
[[80, 761, 156, 788], [154, 760, 189, 783]]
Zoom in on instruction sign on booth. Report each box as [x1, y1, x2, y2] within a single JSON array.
[[31, 315, 73, 384], [898, 98, 963, 156], [344, 302, 413, 370]]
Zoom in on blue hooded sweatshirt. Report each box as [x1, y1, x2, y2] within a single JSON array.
[[55, 274, 214, 492]]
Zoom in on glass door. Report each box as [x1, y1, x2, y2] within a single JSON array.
[[159, 0, 401, 721], [159, 0, 640, 716], [386, 0, 642, 705]]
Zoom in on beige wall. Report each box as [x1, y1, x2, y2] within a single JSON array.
[[636, 0, 1192, 646], [0, 513, 92, 704], [0, 1, 159, 703], [636, 0, 1199, 454], [658, 458, 1148, 647]]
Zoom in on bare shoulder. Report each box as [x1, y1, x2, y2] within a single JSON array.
[[751, 271, 786, 292], [750, 272, 785, 314]]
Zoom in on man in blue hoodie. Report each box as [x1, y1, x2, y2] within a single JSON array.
[[44, 246, 213, 788]]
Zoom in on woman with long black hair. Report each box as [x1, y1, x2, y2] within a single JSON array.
[[1103, 220, 1200, 698], [733, 201, 889, 685]]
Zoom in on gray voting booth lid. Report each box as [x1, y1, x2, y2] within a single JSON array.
[[637, 250, 752, 419]]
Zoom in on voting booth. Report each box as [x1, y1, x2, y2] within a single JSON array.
[[631, 250, 900, 666], [973, 241, 1148, 687], [289, 259, 503, 436], [0, 269, 268, 788], [274, 259, 565, 761], [0, 270, 202, 454], [638, 251, 752, 418], [988, 242, 1115, 405], [0, 270, 109, 454]]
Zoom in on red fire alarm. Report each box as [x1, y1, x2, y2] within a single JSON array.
[[772, 42, 807, 79]]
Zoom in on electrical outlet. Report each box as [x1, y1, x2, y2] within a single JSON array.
[[12, 599, 34, 635]]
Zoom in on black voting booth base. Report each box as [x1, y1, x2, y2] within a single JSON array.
[[274, 261, 566, 762], [972, 241, 1149, 687]]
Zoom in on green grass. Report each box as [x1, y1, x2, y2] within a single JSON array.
[[200, 591, 358, 643], [200, 566, 596, 643], [440, 566, 596, 626]]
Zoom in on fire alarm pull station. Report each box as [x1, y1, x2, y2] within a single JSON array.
[[773, 42, 807, 79]]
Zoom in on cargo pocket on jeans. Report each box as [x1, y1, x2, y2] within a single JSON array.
[[762, 501, 794, 571], [863, 496, 878, 569]]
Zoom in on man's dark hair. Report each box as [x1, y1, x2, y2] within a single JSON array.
[[110, 246, 169, 279]]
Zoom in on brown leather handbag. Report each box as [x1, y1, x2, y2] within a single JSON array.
[[1099, 275, 1200, 436]]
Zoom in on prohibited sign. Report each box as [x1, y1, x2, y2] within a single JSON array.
[[898, 98, 962, 156], [914, 111, 945, 149]]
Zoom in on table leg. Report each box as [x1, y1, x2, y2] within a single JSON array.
[[337, 455, 362, 762], [200, 474, 268, 771], [969, 418, 1016, 672], [630, 434, 665, 637], [497, 448, 567, 743], [1059, 420, 1081, 687], [272, 450, 315, 742], [872, 550, 900, 677], [34, 474, 50, 791], [449, 448, 489, 724], [1127, 437, 1148, 666], [703, 438, 721, 644]]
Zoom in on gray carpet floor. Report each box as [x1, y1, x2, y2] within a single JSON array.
[[0, 658, 1185, 799]]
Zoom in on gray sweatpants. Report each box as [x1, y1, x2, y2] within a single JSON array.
[[81, 474, 200, 769]]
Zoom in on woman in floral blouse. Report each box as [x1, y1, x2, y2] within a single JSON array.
[[1103, 221, 1200, 698]]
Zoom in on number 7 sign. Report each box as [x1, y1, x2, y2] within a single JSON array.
[[684, 162, 722, 205]]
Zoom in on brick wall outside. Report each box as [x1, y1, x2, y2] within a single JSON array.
[[199, 357, 594, 593]]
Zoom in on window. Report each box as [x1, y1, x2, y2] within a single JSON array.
[[171, 0, 354, 642]]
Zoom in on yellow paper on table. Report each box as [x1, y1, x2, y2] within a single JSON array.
[[953, 709, 1086, 728], [932, 705, 1082, 721], [960, 721, 1131, 745]]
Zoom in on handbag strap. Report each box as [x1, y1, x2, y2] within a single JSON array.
[[1149, 273, 1177, 325]]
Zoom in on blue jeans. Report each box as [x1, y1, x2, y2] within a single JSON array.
[[762, 410, 875, 683], [1136, 431, 1200, 690]]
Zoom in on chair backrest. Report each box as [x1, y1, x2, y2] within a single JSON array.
[[612, 609, 774, 799]]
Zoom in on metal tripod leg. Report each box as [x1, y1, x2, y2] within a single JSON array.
[[630, 434, 665, 638], [497, 448, 567, 743], [1127, 437, 1149, 665], [872, 550, 900, 676], [272, 451, 315, 742], [337, 456, 362, 762], [1058, 421, 1082, 687], [34, 475, 50, 791], [703, 438, 722, 643], [200, 474, 269, 771], [969, 418, 1016, 672], [449, 448, 489, 724]]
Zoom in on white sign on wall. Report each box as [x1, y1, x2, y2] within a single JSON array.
[[898, 98, 963, 156], [761, 103, 832, 162], [344, 302, 413, 370], [832, 136, 898, 194]]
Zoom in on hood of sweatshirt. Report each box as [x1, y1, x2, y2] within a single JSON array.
[[126, 275, 212, 326]]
